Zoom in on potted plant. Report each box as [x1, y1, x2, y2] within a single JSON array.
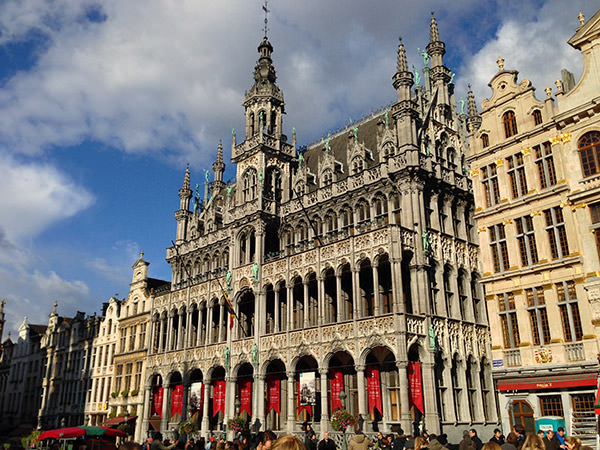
[[111, 392, 119, 399], [120, 390, 129, 398], [130, 389, 139, 397], [330, 408, 356, 432], [179, 420, 199, 435], [226, 416, 248, 434]]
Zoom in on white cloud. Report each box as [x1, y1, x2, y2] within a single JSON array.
[[457, 1, 597, 107], [0, 155, 94, 243], [85, 239, 141, 284]]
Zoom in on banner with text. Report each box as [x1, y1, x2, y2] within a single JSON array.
[[239, 377, 252, 416], [408, 361, 424, 414], [213, 380, 226, 417], [366, 365, 382, 415], [329, 369, 344, 412], [266, 375, 281, 415], [170, 384, 184, 418], [152, 386, 164, 417]]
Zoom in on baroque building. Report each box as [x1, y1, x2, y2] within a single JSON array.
[[467, 9, 600, 444], [107, 254, 169, 443], [143, 15, 497, 441], [37, 304, 98, 429], [86, 297, 120, 428]]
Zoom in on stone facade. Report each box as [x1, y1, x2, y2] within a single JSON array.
[[86, 297, 120, 428], [143, 17, 497, 442], [37, 305, 98, 429], [467, 10, 600, 443]]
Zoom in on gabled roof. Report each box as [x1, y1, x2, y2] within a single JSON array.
[[568, 9, 600, 50]]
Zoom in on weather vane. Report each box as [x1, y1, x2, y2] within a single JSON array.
[[262, 0, 270, 37]]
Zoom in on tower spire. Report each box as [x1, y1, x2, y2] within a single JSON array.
[[393, 37, 414, 102], [430, 12, 440, 43], [178, 164, 192, 210], [397, 37, 408, 73], [262, 0, 270, 38], [213, 140, 225, 185], [467, 85, 481, 132]]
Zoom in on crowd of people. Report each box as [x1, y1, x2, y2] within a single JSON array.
[[108, 425, 591, 450]]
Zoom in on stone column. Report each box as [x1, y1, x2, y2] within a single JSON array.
[[140, 384, 152, 441], [286, 371, 295, 433], [201, 382, 210, 437], [391, 258, 404, 314], [303, 281, 309, 328], [158, 317, 165, 352], [319, 368, 329, 432], [257, 374, 266, 431], [196, 307, 203, 346], [177, 310, 184, 349], [206, 305, 213, 345], [161, 386, 170, 432], [471, 360, 485, 422], [287, 285, 294, 330], [274, 288, 280, 332], [166, 313, 174, 351], [224, 376, 235, 433], [336, 274, 343, 322], [218, 302, 225, 342], [352, 268, 361, 319], [356, 365, 367, 418], [372, 262, 380, 316], [396, 361, 411, 433], [317, 276, 325, 325], [421, 361, 440, 434], [148, 318, 156, 354]]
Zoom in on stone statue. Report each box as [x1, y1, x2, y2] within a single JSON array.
[[325, 138, 330, 153], [298, 152, 304, 168], [459, 98, 465, 115], [252, 342, 258, 365], [450, 72, 455, 84], [292, 126, 296, 135], [252, 262, 259, 283], [232, 128, 236, 137], [224, 346, 230, 370], [422, 230, 430, 254], [193, 197, 198, 213], [259, 170, 263, 183], [353, 126, 358, 142], [428, 325, 436, 350], [204, 169, 210, 182], [227, 185, 232, 198], [225, 269, 232, 290], [385, 109, 390, 128]]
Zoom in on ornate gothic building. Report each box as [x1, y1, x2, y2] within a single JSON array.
[[143, 16, 498, 441]]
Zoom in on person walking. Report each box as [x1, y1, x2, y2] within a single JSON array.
[[318, 433, 337, 450], [521, 434, 544, 450], [469, 430, 483, 450], [460, 431, 475, 450], [489, 430, 504, 446], [349, 431, 374, 450], [393, 430, 407, 450]]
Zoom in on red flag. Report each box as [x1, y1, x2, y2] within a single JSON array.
[[366, 366, 382, 415], [239, 377, 252, 416], [408, 361, 424, 414], [266, 375, 281, 415], [213, 380, 226, 417], [329, 369, 344, 412]]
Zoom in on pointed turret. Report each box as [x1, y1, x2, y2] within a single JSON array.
[[467, 87, 481, 132], [430, 12, 440, 43], [427, 12, 445, 68], [426, 13, 451, 120], [179, 165, 192, 211], [392, 38, 414, 102], [175, 165, 193, 243], [213, 141, 225, 186]]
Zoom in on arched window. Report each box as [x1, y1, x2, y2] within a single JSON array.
[[532, 109, 542, 126], [296, 181, 305, 196], [249, 112, 255, 136], [578, 131, 600, 178], [352, 157, 364, 174], [503, 111, 518, 138], [322, 169, 333, 186], [481, 133, 489, 148], [242, 169, 258, 202]]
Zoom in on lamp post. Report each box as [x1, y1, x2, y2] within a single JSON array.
[[339, 390, 348, 450]]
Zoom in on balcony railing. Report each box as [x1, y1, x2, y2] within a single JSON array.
[[504, 349, 521, 367], [565, 342, 585, 361]]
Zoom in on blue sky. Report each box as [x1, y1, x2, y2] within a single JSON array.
[[0, 0, 596, 335]]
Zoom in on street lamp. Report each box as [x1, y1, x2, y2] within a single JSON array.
[[338, 390, 348, 450]]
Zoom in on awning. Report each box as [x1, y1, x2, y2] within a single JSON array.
[[497, 373, 597, 391], [103, 415, 137, 427]]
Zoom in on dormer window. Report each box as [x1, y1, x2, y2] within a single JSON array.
[[503, 111, 518, 138], [532, 109, 542, 126], [481, 133, 489, 148], [352, 157, 364, 174]]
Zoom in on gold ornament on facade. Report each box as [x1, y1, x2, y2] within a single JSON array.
[[495, 159, 504, 166], [470, 168, 479, 177], [496, 56, 505, 71], [522, 147, 531, 156], [545, 87, 552, 98], [578, 12, 585, 25], [555, 79, 563, 92], [530, 210, 542, 216]]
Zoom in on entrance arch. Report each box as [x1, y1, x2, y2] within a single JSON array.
[[365, 346, 398, 425], [264, 359, 287, 431], [295, 355, 320, 424]]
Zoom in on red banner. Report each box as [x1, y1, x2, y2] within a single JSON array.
[[152, 387, 164, 417], [266, 375, 281, 415], [330, 369, 344, 412], [297, 381, 312, 416], [239, 378, 252, 416], [366, 365, 382, 415], [171, 384, 184, 418], [408, 361, 424, 414], [213, 380, 226, 417]]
